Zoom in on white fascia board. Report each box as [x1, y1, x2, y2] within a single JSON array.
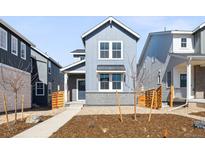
[[70, 52, 86, 55], [96, 70, 126, 73], [171, 31, 192, 34], [193, 23, 205, 33], [81, 17, 140, 40], [66, 70, 85, 74], [60, 60, 85, 72]]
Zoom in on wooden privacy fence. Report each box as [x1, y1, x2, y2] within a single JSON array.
[[138, 85, 162, 109], [169, 84, 174, 107], [52, 91, 64, 109]]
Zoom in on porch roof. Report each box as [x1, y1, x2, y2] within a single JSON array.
[[60, 60, 85, 73], [170, 53, 205, 60], [96, 65, 125, 73]]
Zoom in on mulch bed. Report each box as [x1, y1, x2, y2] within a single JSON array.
[[190, 111, 205, 117], [0, 116, 52, 138], [51, 114, 205, 138]]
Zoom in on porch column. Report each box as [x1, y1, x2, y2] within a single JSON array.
[[64, 73, 68, 103], [186, 58, 191, 100]]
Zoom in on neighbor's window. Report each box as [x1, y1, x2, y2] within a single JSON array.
[[112, 42, 122, 58], [181, 38, 187, 48], [20, 42, 26, 60], [180, 74, 187, 87], [35, 82, 45, 96], [100, 74, 109, 89], [112, 73, 122, 90], [11, 35, 18, 56], [48, 61, 51, 74], [100, 42, 109, 58], [0, 27, 7, 50], [166, 71, 171, 87]]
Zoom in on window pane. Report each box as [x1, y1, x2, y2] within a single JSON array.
[[100, 74, 109, 90], [112, 42, 121, 58], [113, 82, 121, 89], [101, 82, 109, 89], [180, 74, 187, 87], [112, 74, 121, 81], [100, 74, 109, 81], [100, 42, 109, 58]]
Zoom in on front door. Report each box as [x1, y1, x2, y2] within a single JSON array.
[[77, 79, 85, 101]]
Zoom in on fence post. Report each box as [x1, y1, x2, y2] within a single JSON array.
[[148, 90, 155, 122]]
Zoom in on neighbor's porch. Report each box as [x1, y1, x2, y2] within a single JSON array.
[[171, 55, 205, 103]]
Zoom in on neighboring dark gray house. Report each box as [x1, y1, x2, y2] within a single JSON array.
[[61, 17, 140, 105], [0, 19, 35, 112], [31, 47, 64, 107], [137, 22, 205, 106]]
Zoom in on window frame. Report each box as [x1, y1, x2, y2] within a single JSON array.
[[0, 27, 7, 51], [180, 74, 187, 88], [35, 82, 45, 96], [98, 41, 123, 60], [98, 73, 123, 92], [11, 35, 18, 56], [181, 38, 187, 48], [20, 42, 26, 60]]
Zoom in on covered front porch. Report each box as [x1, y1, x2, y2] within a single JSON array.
[[171, 54, 205, 103], [60, 60, 86, 105]]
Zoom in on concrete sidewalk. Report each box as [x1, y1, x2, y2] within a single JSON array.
[[14, 105, 82, 138]]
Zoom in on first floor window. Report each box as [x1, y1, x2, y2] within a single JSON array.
[[112, 73, 122, 89], [99, 73, 123, 91], [11, 35, 18, 55], [20, 42, 26, 60], [100, 74, 109, 89], [167, 71, 171, 87], [180, 74, 187, 87], [35, 82, 45, 96], [0, 27, 7, 50]]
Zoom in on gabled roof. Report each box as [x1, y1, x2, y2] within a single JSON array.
[[70, 49, 85, 55], [81, 17, 140, 44], [193, 22, 205, 33], [31, 47, 62, 68], [0, 19, 35, 47], [60, 59, 85, 72]]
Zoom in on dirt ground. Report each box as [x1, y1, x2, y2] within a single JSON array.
[[190, 111, 205, 117], [51, 114, 205, 138], [0, 116, 51, 138]]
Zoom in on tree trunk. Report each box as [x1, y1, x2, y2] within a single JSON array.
[[21, 95, 24, 121], [14, 92, 18, 123], [3, 94, 9, 129], [134, 91, 137, 120]]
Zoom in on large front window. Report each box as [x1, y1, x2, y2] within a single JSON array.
[[99, 41, 123, 59], [99, 73, 123, 91]]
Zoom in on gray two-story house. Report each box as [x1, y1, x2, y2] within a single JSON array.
[[61, 17, 140, 105], [137, 22, 205, 106], [0, 19, 34, 112], [31, 47, 64, 107]]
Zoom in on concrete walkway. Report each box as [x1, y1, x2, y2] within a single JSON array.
[[14, 104, 83, 138]]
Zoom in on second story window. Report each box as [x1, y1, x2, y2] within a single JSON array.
[[181, 38, 187, 48], [11, 35, 18, 56], [112, 42, 122, 59], [48, 61, 51, 74], [100, 42, 109, 58], [0, 27, 7, 50], [20, 42, 26, 60]]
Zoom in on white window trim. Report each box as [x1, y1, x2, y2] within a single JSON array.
[[0, 27, 7, 51], [35, 82, 45, 96], [181, 38, 187, 48], [98, 41, 123, 60], [20, 42, 26, 60], [98, 73, 123, 92], [11, 35, 18, 56]]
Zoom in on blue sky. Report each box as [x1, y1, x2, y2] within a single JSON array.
[[1, 16, 205, 66]]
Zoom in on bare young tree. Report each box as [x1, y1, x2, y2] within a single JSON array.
[[0, 59, 37, 123]]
